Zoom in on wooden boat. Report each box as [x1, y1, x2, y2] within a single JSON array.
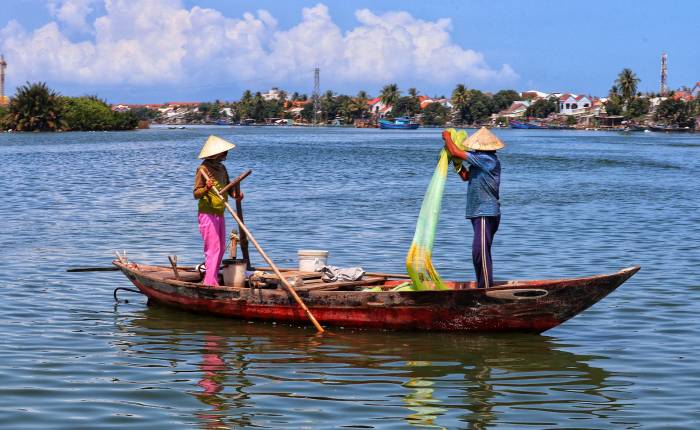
[[379, 117, 420, 129], [114, 260, 639, 333], [509, 120, 546, 129], [648, 124, 693, 133]]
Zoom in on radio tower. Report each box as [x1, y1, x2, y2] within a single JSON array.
[[660, 53, 668, 96], [0, 54, 7, 104], [312, 67, 320, 126]]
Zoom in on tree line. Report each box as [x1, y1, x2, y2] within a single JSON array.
[[2, 76, 698, 131], [0, 82, 138, 132], [148, 84, 525, 126], [604, 68, 700, 126]]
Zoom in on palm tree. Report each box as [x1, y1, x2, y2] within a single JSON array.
[[350, 90, 370, 119], [8, 82, 66, 131], [451, 84, 469, 123], [408, 87, 419, 98], [380, 83, 400, 108], [616, 69, 640, 104]]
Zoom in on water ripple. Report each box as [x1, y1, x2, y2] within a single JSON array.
[[0, 128, 699, 428]]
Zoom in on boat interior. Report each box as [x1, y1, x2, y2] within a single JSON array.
[[131, 264, 506, 292]]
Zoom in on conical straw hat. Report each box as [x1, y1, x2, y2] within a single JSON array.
[[198, 135, 236, 159], [466, 127, 505, 151]]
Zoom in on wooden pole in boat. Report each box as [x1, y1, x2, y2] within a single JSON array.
[[199, 169, 325, 334], [233, 182, 251, 269]]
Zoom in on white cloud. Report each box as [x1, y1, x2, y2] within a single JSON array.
[[1, 1, 518, 91], [48, 0, 96, 32]]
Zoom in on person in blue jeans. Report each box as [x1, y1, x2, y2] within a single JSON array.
[[443, 127, 505, 288]]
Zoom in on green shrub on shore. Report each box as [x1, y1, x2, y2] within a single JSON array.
[[655, 98, 695, 128], [524, 97, 557, 118], [422, 102, 450, 126], [0, 105, 9, 129], [63, 96, 137, 131]]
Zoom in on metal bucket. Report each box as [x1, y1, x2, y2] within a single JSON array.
[[222, 258, 247, 288]]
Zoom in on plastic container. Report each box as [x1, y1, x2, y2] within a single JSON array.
[[222, 258, 247, 288], [297, 250, 329, 272]]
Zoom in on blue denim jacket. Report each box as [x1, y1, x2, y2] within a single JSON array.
[[465, 151, 501, 218]]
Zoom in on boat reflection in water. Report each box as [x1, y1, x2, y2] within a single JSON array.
[[113, 304, 636, 429]]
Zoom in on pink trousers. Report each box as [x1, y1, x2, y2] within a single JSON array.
[[198, 212, 226, 286]]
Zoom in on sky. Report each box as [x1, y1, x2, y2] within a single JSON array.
[[0, 0, 698, 103]]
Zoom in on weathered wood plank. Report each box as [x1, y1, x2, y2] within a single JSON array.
[[294, 276, 385, 292], [257, 270, 322, 281]]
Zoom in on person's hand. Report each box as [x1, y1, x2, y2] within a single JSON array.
[[442, 130, 457, 156], [234, 191, 244, 201], [442, 130, 466, 160], [458, 166, 470, 181], [205, 179, 214, 190]]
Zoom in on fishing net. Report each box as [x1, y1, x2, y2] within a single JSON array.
[[405, 128, 468, 290]]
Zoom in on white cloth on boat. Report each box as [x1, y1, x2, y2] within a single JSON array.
[[320, 265, 365, 283]]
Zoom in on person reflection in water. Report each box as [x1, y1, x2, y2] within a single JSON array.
[[196, 335, 228, 429]]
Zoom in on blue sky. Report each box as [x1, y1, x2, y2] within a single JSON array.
[[0, 0, 697, 103]]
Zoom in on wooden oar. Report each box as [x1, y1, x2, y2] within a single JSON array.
[[199, 169, 325, 334], [67, 265, 197, 272], [220, 169, 252, 195], [67, 267, 120, 272]]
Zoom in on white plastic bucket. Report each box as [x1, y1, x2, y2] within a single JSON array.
[[222, 259, 247, 288], [298, 250, 329, 272]]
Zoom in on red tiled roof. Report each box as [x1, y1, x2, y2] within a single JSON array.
[[419, 100, 433, 109], [672, 91, 694, 101], [367, 97, 381, 106]]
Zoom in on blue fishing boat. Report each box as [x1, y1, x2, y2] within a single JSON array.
[[379, 117, 420, 129], [509, 120, 546, 129]]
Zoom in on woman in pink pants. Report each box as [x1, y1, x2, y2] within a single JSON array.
[[193, 135, 243, 286]]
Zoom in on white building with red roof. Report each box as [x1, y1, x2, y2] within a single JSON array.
[[558, 94, 592, 115], [367, 97, 392, 117]]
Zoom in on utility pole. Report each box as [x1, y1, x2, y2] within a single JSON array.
[[0, 54, 7, 104], [312, 67, 320, 126], [660, 53, 668, 96]]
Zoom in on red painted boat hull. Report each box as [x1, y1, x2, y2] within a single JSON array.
[[115, 262, 639, 333]]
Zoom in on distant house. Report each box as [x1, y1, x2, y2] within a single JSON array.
[[497, 100, 531, 118], [367, 97, 392, 117], [672, 91, 695, 102], [262, 87, 285, 101], [521, 90, 550, 100], [558, 94, 592, 115], [111, 103, 166, 112], [419, 96, 452, 110], [166, 102, 201, 108]]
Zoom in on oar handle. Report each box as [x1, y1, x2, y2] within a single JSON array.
[[219, 169, 252, 195], [199, 169, 325, 333]]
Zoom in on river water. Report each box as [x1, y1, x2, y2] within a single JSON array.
[[0, 127, 698, 429]]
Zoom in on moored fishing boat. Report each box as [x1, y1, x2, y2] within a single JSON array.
[[379, 117, 420, 129], [509, 120, 546, 129], [648, 124, 693, 133], [114, 260, 639, 333]]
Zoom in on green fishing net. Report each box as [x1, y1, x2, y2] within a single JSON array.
[[405, 128, 468, 290]]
